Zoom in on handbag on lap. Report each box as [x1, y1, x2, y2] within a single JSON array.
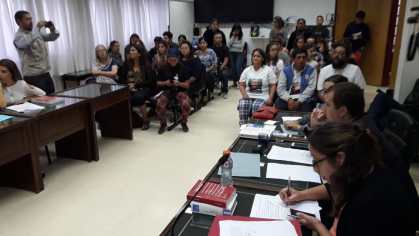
[[252, 105, 279, 120]]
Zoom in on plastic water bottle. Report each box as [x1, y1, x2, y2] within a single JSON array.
[[221, 150, 234, 187]]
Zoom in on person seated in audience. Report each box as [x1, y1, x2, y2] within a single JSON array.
[[306, 43, 320, 72], [152, 41, 168, 72], [276, 39, 291, 66], [275, 48, 317, 112], [284, 74, 348, 130], [311, 15, 330, 42], [0, 59, 45, 105], [148, 36, 163, 62], [306, 36, 316, 45], [203, 18, 227, 49], [179, 41, 203, 96], [269, 16, 285, 43], [238, 48, 277, 125], [88, 44, 119, 84], [279, 122, 416, 236], [228, 23, 245, 88], [163, 31, 179, 49], [156, 48, 194, 134], [317, 40, 366, 93], [265, 42, 284, 78], [178, 34, 187, 46], [212, 32, 230, 98], [290, 35, 305, 56], [287, 18, 312, 51], [195, 37, 218, 97], [108, 40, 123, 67], [124, 33, 146, 61], [317, 38, 331, 67], [119, 45, 156, 130]]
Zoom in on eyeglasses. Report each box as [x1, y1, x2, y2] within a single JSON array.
[[312, 156, 331, 167]]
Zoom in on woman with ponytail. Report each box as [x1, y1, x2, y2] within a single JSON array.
[[279, 122, 416, 236]]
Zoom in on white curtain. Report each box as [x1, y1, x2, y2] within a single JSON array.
[[0, 0, 169, 76]]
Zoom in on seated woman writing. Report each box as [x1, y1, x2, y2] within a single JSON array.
[[0, 59, 45, 105], [279, 122, 417, 236]]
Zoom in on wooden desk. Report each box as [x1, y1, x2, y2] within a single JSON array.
[[2, 97, 97, 163], [54, 83, 133, 143], [0, 116, 43, 193]]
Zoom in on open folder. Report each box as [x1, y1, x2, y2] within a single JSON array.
[[208, 215, 302, 236]]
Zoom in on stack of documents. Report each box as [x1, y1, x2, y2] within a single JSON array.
[[266, 163, 321, 183], [218, 152, 261, 178], [7, 102, 44, 113], [267, 146, 313, 164], [239, 124, 276, 139], [281, 116, 302, 122], [219, 220, 298, 236], [250, 194, 322, 220]]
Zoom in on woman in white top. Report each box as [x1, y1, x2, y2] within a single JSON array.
[[265, 42, 284, 78], [238, 49, 277, 125], [228, 24, 246, 87], [87, 44, 119, 84], [0, 59, 45, 105]]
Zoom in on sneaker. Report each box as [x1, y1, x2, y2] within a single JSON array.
[[141, 121, 150, 130], [158, 123, 167, 134], [222, 93, 228, 99], [181, 123, 189, 132]]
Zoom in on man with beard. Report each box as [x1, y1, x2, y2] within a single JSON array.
[[13, 10, 60, 94], [317, 41, 365, 101]]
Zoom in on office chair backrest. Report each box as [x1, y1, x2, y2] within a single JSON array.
[[383, 109, 419, 164], [403, 78, 419, 122]]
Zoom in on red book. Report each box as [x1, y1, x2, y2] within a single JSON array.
[[208, 216, 302, 236], [186, 180, 236, 208]]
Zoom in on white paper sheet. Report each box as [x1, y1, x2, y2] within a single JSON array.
[[250, 194, 290, 220], [7, 102, 44, 113], [264, 120, 277, 125], [219, 220, 298, 236], [251, 194, 321, 221], [276, 195, 322, 220], [266, 163, 321, 183], [267, 145, 313, 164], [281, 116, 302, 122], [239, 124, 276, 139]]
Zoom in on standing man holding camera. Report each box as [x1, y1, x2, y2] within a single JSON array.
[[13, 10, 60, 94]]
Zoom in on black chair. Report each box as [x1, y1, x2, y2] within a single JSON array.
[[382, 109, 419, 165]]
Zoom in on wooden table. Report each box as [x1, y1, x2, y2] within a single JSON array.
[[0, 116, 43, 193], [54, 83, 133, 145]]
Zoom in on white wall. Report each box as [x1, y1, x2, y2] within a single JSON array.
[[169, 0, 195, 41], [274, 0, 335, 25], [169, 0, 335, 63], [394, 0, 419, 102]]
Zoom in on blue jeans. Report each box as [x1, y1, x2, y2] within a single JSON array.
[[230, 52, 244, 82]]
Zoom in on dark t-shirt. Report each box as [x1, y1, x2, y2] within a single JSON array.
[[337, 167, 416, 236], [344, 22, 370, 52], [157, 63, 191, 93], [310, 25, 330, 41], [287, 29, 312, 51], [203, 29, 227, 49], [213, 45, 229, 67]]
